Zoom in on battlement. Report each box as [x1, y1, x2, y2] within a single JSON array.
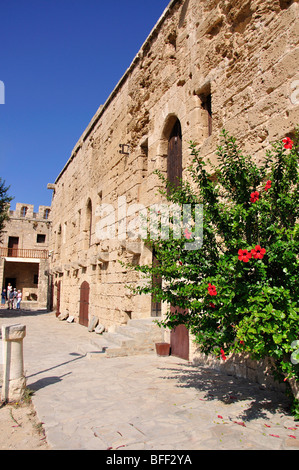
[[9, 203, 51, 221]]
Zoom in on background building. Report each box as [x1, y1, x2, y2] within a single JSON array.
[[0, 203, 51, 310]]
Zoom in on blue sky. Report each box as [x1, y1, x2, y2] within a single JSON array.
[[0, 0, 170, 211]]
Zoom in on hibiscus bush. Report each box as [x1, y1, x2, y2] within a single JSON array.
[[128, 129, 299, 416]]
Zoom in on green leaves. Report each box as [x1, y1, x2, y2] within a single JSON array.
[[0, 177, 13, 243]]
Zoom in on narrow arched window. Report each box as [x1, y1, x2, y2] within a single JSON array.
[[21, 206, 28, 217], [84, 199, 92, 248], [167, 118, 182, 193], [201, 93, 212, 137], [44, 208, 50, 219], [56, 224, 62, 255]]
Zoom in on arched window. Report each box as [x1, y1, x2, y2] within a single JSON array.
[[167, 118, 182, 192], [44, 208, 50, 219], [56, 224, 62, 255], [84, 198, 92, 248], [21, 206, 28, 217]]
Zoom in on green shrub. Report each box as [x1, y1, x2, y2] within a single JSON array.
[[128, 129, 299, 414]]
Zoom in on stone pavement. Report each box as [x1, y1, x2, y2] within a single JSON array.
[[0, 309, 299, 451]]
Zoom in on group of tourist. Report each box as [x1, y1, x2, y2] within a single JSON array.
[[1, 283, 22, 310]]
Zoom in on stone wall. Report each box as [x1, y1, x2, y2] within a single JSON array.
[[49, 0, 299, 335]]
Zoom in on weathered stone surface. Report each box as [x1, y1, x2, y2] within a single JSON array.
[[2, 324, 26, 341], [58, 312, 69, 321], [94, 323, 105, 334], [88, 316, 99, 332]]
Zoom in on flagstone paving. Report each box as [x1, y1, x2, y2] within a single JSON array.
[[0, 309, 298, 450]]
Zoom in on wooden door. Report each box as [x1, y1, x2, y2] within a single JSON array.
[[56, 280, 61, 317], [170, 306, 189, 360], [8, 237, 19, 257], [49, 278, 54, 311], [167, 118, 182, 191], [79, 281, 89, 327]]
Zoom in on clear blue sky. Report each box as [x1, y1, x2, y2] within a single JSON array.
[[0, 0, 170, 211]]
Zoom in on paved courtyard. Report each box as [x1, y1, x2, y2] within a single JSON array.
[[0, 309, 298, 450]]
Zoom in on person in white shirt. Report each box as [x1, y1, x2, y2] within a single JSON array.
[[16, 290, 22, 310]]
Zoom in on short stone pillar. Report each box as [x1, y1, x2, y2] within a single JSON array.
[[1, 324, 26, 402]]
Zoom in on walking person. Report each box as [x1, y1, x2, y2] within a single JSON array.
[[16, 290, 22, 310]]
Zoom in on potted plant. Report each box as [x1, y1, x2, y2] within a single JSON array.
[[155, 342, 170, 356]]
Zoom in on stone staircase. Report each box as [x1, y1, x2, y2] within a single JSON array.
[[77, 318, 165, 359]]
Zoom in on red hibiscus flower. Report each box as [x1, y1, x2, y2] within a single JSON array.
[[264, 180, 271, 191], [283, 137, 293, 149], [220, 348, 227, 361], [184, 228, 192, 239], [238, 249, 252, 262], [251, 245, 266, 259], [250, 191, 259, 203], [208, 283, 217, 296], [209, 302, 216, 308]]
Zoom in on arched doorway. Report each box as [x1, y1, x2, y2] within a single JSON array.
[[167, 117, 189, 360], [79, 281, 89, 327]]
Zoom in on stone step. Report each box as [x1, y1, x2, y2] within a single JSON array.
[[75, 330, 120, 354], [115, 324, 162, 341], [102, 331, 136, 348], [104, 343, 156, 358], [78, 317, 164, 359], [127, 318, 161, 330], [114, 325, 142, 338], [76, 338, 118, 357]]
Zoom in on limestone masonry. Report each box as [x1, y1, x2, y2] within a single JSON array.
[[48, 0, 299, 363]]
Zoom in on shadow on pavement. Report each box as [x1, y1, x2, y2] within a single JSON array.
[[0, 308, 50, 320], [29, 372, 72, 392], [158, 362, 292, 423]]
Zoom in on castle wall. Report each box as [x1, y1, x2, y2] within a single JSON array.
[[49, 0, 299, 334]]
